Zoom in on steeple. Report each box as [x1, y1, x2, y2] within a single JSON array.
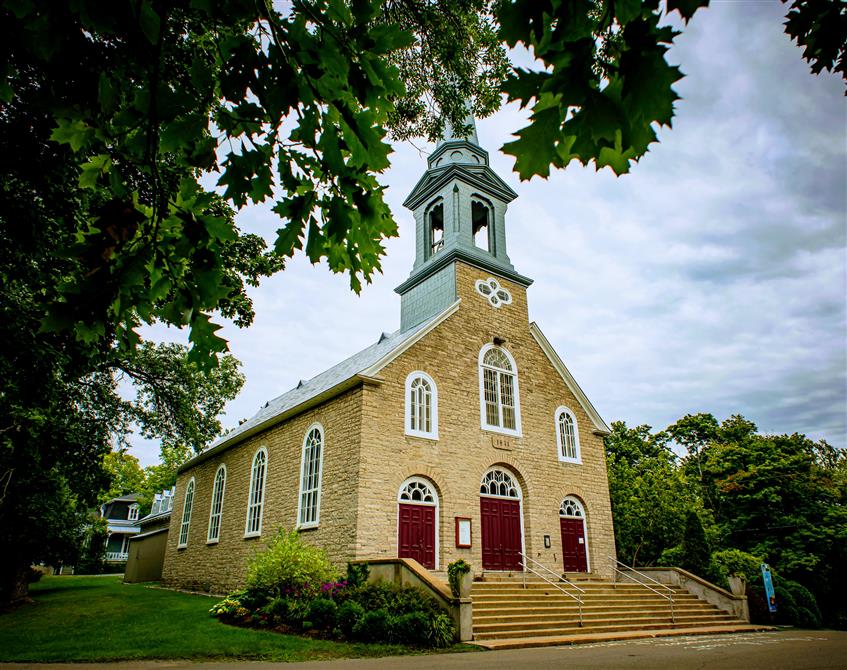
[[396, 111, 532, 331]]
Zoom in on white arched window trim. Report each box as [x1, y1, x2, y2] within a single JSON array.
[[478, 344, 522, 437], [404, 371, 439, 440], [559, 495, 590, 572], [207, 464, 227, 544], [127, 503, 139, 521], [396, 476, 440, 569], [297, 423, 324, 530], [177, 477, 195, 548], [244, 447, 268, 538], [555, 406, 582, 464]]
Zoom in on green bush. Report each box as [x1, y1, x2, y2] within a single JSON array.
[[305, 597, 338, 630], [392, 611, 430, 646], [260, 596, 292, 625], [679, 510, 711, 577], [447, 559, 471, 598], [337, 600, 365, 637], [245, 530, 338, 599], [659, 545, 684, 567], [345, 561, 369, 588], [428, 612, 456, 648], [775, 577, 822, 628], [712, 549, 762, 586], [353, 608, 391, 643]]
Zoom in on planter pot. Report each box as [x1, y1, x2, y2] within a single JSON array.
[[728, 575, 747, 596], [458, 570, 474, 599]]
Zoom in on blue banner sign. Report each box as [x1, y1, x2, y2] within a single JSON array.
[[761, 563, 777, 613]]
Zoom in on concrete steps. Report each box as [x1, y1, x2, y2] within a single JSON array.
[[471, 576, 756, 645]]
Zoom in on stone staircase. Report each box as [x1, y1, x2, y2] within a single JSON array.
[[471, 575, 764, 648]]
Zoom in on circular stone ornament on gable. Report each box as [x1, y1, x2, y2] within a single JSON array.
[[475, 277, 512, 308]]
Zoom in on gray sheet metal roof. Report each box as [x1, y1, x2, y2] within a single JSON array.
[[180, 305, 453, 472]]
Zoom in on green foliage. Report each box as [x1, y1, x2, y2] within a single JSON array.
[[100, 451, 147, 505], [447, 559, 471, 598], [245, 530, 339, 599], [392, 611, 430, 646], [427, 612, 456, 648], [679, 510, 712, 578], [337, 600, 365, 637], [609, 414, 847, 628], [305, 598, 338, 630], [353, 609, 392, 643], [345, 561, 370, 589], [711, 549, 763, 584], [782, 0, 847, 84], [774, 576, 823, 629], [75, 517, 109, 575]]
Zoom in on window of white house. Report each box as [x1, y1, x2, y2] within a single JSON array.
[[555, 406, 581, 463], [127, 503, 139, 521], [178, 478, 195, 548], [245, 448, 267, 537], [479, 345, 522, 436], [298, 424, 324, 529], [207, 465, 227, 543], [405, 372, 438, 439]]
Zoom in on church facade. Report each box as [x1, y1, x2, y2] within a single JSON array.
[[161, 120, 617, 594]]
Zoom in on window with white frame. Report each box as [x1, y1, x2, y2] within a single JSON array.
[[245, 449, 267, 537], [555, 406, 581, 463], [207, 465, 227, 543], [178, 478, 195, 548], [560, 496, 585, 518], [298, 425, 324, 528], [127, 503, 139, 521], [405, 372, 438, 439], [479, 345, 521, 435]]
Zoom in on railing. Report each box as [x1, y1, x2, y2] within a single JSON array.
[[105, 552, 128, 561], [519, 552, 584, 626], [609, 556, 675, 623]]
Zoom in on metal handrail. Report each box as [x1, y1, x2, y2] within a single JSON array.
[[519, 552, 583, 626], [608, 556, 674, 623]]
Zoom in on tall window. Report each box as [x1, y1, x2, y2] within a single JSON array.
[[298, 425, 324, 528], [479, 345, 521, 435], [556, 407, 581, 462], [245, 448, 267, 537], [127, 503, 139, 521], [405, 372, 438, 439], [207, 465, 227, 543], [472, 198, 493, 253], [427, 200, 444, 258], [178, 478, 195, 548]]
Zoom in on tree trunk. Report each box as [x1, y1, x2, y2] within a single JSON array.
[[0, 564, 31, 606]]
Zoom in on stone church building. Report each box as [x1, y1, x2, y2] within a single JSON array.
[[161, 118, 617, 593]]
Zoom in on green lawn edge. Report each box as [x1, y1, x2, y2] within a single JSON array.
[[0, 576, 478, 663]]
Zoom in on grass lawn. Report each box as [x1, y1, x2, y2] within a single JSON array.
[[0, 575, 476, 662]]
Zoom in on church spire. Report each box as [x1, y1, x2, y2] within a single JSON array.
[[438, 104, 479, 147]]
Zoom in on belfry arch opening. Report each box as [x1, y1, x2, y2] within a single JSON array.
[[472, 199, 494, 254], [427, 201, 444, 258]]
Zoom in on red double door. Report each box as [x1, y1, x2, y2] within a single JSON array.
[[560, 517, 588, 572], [398, 503, 436, 569], [480, 497, 523, 571]]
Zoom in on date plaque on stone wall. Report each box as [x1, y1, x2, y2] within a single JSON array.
[[492, 435, 513, 451]]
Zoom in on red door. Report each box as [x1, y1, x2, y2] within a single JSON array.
[[398, 503, 436, 569], [560, 517, 588, 572], [480, 497, 523, 571]]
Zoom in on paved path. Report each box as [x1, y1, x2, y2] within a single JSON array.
[[3, 630, 845, 670]]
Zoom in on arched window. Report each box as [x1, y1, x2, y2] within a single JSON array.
[[298, 424, 324, 528], [245, 448, 267, 537], [405, 372, 438, 439], [479, 468, 521, 499], [427, 200, 444, 258], [178, 478, 195, 548], [555, 407, 581, 463], [207, 465, 227, 543], [479, 345, 522, 435], [127, 503, 139, 521], [560, 496, 585, 518], [472, 198, 494, 253], [398, 478, 438, 504]]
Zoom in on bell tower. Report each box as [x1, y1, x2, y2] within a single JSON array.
[[396, 113, 532, 331]]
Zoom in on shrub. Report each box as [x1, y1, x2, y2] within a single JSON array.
[[337, 600, 365, 637], [428, 612, 456, 648], [346, 561, 369, 588], [260, 596, 293, 625], [447, 560, 471, 598], [679, 511, 711, 578], [353, 608, 391, 643], [775, 577, 822, 628], [392, 611, 430, 646], [245, 530, 338, 599], [305, 597, 338, 630], [712, 549, 762, 585], [209, 598, 250, 622]]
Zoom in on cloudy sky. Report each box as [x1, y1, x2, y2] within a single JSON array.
[[133, 1, 846, 466]]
